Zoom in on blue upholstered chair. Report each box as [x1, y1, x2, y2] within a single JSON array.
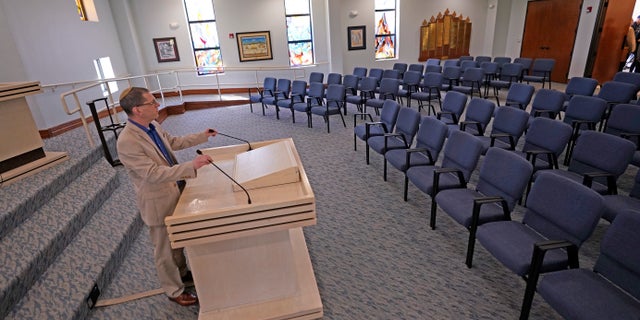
[[434, 147, 533, 266], [353, 99, 400, 151], [603, 104, 640, 171], [450, 97, 495, 137], [452, 67, 484, 97], [365, 78, 400, 115], [392, 63, 407, 78], [475, 56, 492, 64], [534, 130, 636, 195], [477, 106, 529, 154], [293, 82, 324, 126], [562, 95, 607, 165], [413, 72, 443, 115], [487, 63, 523, 105], [408, 63, 424, 75], [425, 64, 443, 74], [342, 74, 359, 100], [309, 84, 346, 133], [276, 80, 306, 119], [516, 117, 572, 171], [345, 76, 376, 114], [595, 81, 637, 130], [353, 67, 367, 79], [513, 57, 533, 80], [612, 71, 640, 94], [325, 72, 342, 86], [523, 58, 555, 89], [603, 104, 640, 140], [526, 88, 566, 127], [443, 59, 460, 67], [500, 82, 535, 112], [436, 91, 468, 125], [529, 210, 640, 320], [261, 78, 291, 119], [384, 116, 447, 181], [561, 76, 598, 111], [479, 62, 499, 97], [405, 131, 484, 222], [602, 170, 640, 222], [476, 172, 604, 320], [425, 58, 441, 66], [459, 60, 478, 73], [397, 70, 422, 107], [383, 68, 400, 82], [307, 72, 324, 84], [366, 107, 420, 165], [249, 77, 276, 113], [440, 66, 461, 91]]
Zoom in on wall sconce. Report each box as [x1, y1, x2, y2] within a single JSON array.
[[349, 10, 358, 18], [169, 22, 180, 30]]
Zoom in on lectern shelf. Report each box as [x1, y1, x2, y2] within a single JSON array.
[[232, 140, 300, 191]]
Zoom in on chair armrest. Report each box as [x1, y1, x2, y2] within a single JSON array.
[[621, 133, 640, 149], [490, 133, 516, 150], [437, 111, 458, 123], [384, 133, 408, 149], [460, 120, 484, 136], [432, 167, 466, 196], [524, 239, 579, 313], [571, 119, 597, 131], [469, 196, 511, 242], [583, 172, 618, 194], [525, 149, 557, 169], [353, 113, 375, 126], [533, 109, 557, 118], [365, 121, 388, 136], [345, 86, 357, 95], [405, 148, 435, 168]]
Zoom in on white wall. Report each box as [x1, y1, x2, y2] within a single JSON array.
[[1, 0, 128, 130], [0, 0, 602, 131], [330, 0, 493, 73]]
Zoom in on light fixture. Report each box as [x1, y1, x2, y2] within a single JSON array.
[[349, 10, 358, 18], [169, 22, 179, 30]]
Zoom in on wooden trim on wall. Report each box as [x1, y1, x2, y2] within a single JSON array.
[[39, 88, 251, 139]]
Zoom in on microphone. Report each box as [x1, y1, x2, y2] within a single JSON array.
[[196, 149, 252, 204], [209, 129, 252, 150]]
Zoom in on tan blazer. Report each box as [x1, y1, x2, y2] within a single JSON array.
[[116, 121, 208, 226]]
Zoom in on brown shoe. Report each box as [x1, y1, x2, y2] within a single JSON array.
[[168, 292, 198, 306]]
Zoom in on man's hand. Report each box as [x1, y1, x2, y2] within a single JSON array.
[[193, 154, 213, 170], [205, 128, 218, 137]]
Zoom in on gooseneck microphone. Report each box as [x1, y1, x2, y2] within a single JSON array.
[[209, 129, 253, 150], [196, 149, 252, 204]]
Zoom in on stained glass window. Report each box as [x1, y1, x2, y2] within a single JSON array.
[[184, 0, 223, 75], [285, 0, 314, 66], [374, 0, 397, 60]]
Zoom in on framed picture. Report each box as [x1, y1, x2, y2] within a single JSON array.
[[348, 26, 366, 50], [153, 37, 180, 63], [236, 31, 273, 62]]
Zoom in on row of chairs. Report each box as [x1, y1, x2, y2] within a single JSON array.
[[351, 98, 640, 319]]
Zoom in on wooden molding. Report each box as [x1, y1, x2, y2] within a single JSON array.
[[40, 90, 251, 139]]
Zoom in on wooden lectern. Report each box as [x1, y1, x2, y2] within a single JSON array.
[[166, 138, 322, 320], [0, 82, 67, 185]]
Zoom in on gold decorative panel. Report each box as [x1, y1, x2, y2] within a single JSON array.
[[419, 9, 472, 61]]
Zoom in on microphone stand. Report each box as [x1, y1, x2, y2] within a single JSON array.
[[196, 149, 252, 204], [210, 129, 253, 150]]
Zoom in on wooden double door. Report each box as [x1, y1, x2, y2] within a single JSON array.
[[520, 0, 583, 83]]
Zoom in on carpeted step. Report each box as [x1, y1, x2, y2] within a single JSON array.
[[0, 139, 104, 240], [4, 168, 143, 320], [0, 159, 119, 320]]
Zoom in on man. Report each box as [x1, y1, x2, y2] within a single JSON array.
[[116, 87, 216, 306]]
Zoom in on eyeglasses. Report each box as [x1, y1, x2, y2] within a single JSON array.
[[137, 99, 159, 107]]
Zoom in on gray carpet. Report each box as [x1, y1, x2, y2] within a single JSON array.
[[86, 97, 636, 319]]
